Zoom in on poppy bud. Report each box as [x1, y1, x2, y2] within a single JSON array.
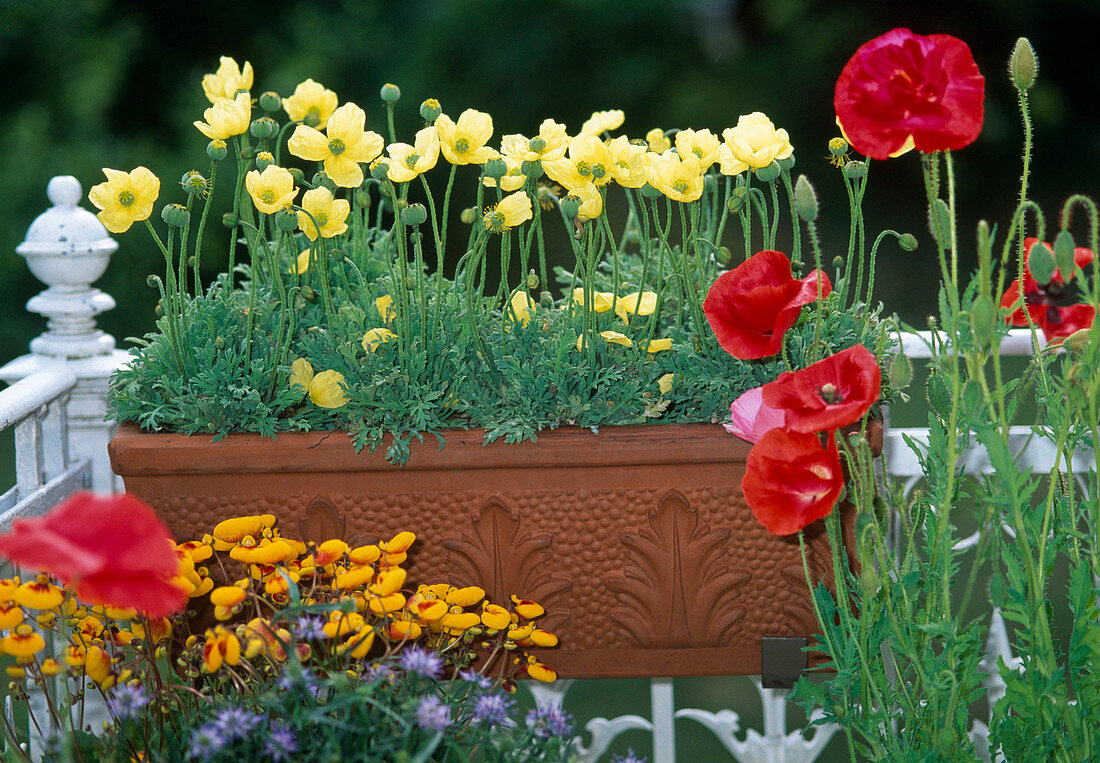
[[313, 172, 336, 192], [250, 117, 278, 139], [354, 191, 372, 209], [288, 167, 305, 184], [843, 160, 867, 179], [755, 161, 781, 183], [1028, 240, 1056, 286], [420, 98, 442, 122], [459, 207, 478, 225], [161, 204, 189, 228], [898, 233, 918, 252], [777, 154, 796, 171], [206, 140, 228, 161], [970, 294, 995, 350], [301, 284, 316, 301], [726, 193, 745, 215], [275, 209, 299, 232], [240, 146, 256, 159], [559, 195, 582, 217], [401, 203, 427, 226], [832, 255, 844, 270], [888, 352, 912, 390], [1063, 327, 1091, 355], [484, 158, 508, 180], [528, 137, 546, 153], [521, 159, 543, 178], [640, 183, 663, 199], [380, 83, 401, 103], [259, 90, 282, 113], [1054, 230, 1077, 278], [716, 247, 732, 266], [526, 271, 539, 290], [961, 379, 986, 418], [180, 170, 207, 195], [1009, 37, 1038, 92], [222, 212, 239, 228], [213, 337, 226, 350], [370, 161, 390, 180], [794, 175, 818, 221]]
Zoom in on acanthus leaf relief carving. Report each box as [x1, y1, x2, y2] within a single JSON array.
[[443, 496, 572, 631], [298, 498, 349, 547], [607, 490, 750, 648]]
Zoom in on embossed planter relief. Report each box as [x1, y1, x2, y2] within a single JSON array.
[[109, 422, 850, 679]]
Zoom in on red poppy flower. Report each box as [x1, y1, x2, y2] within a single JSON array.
[[834, 28, 985, 160], [1000, 237, 1095, 342], [0, 492, 186, 618], [762, 344, 881, 433], [703, 250, 831, 360], [742, 429, 843, 535]]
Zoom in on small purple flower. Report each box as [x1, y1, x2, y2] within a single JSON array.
[[525, 703, 574, 738], [277, 668, 325, 700], [188, 725, 228, 759], [416, 694, 452, 732], [106, 683, 149, 722], [212, 706, 266, 741], [612, 750, 647, 763], [362, 662, 395, 683], [470, 692, 515, 726], [263, 720, 299, 762], [458, 668, 492, 690], [294, 615, 328, 641], [399, 646, 443, 679]]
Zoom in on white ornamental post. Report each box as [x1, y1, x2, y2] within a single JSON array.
[[0, 175, 131, 493]]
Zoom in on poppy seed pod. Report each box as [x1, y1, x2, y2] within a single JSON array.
[[160, 204, 189, 228], [380, 83, 401, 103], [401, 203, 428, 226], [755, 161, 782, 183], [249, 117, 278, 139], [206, 140, 228, 161], [419, 98, 442, 121], [259, 90, 281, 113]]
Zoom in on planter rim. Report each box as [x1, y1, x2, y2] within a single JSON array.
[[109, 421, 752, 476]]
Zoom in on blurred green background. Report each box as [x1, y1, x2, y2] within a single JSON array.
[[1, 3, 1098, 758]]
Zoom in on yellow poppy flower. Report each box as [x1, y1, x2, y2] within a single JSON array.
[[674, 128, 721, 171], [282, 78, 338, 127], [658, 372, 675, 395], [646, 338, 673, 354], [572, 288, 616, 313], [600, 330, 633, 347], [646, 128, 671, 153], [607, 136, 648, 189], [245, 164, 297, 214], [482, 155, 527, 192], [309, 369, 349, 408], [544, 135, 614, 190], [88, 167, 160, 234], [718, 112, 794, 175], [194, 92, 251, 141], [375, 295, 395, 322], [571, 182, 604, 221], [289, 358, 314, 395], [500, 119, 569, 163], [619, 291, 657, 321], [362, 328, 397, 353], [298, 187, 350, 240], [645, 151, 705, 203], [385, 126, 441, 183], [202, 56, 253, 103], [579, 109, 625, 136], [483, 191, 532, 233], [435, 109, 497, 165], [288, 102, 384, 188], [508, 289, 536, 327]]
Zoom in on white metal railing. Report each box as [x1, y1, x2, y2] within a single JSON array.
[[0, 368, 89, 531]]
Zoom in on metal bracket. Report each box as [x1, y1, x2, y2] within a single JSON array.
[[761, 636, 807, 689]]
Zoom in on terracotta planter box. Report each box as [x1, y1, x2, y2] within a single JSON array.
[[109, 422, 853, 680]]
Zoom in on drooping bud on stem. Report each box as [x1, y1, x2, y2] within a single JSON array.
[[794, 175, 818, 221]]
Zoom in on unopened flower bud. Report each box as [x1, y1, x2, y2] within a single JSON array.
[[259, 90, 282, 113], [289, 167, 305, 184], [484, 158, 508, 180], [250, 117, 278, 139], [843, 160, 867, 179], [1009, 37, 1038, 92], [525, 271, 539, 290], [898, 233, 918, 251], [459, 207, 478, 225], [970, 294, 995, 350], [240, 146, 256, 159], [1027, 240, 1056, 285], [370, 161, 389, 180], [755, 161, 782, 183], [213, 337, 226, 349], [420, 98, 442, 122], [222, 212, 239, 228], [354, 190, 371, 209], [146, 275, 159, 288], [380, 83, 401, 103], [888, 352, 912, 390], [180, 170, 207, 195], [559, 195, 582, 217], [726, 193, 745, 215], [301, 284, 316, 301], [1054, 229, 1077, 278], [401, 203, 427, 226], [255, 151, 274, 171], [1062, 327, 1092, 355], [777, 154, 796, 171], [313, 172, 336, 192], [275, 209, 299, 232], [794, 175, 818, 221], [715, 246, 732, 266], [206, 140, 228, 161], [521, 159, 543, 178], [640, 183, 663, 199], [161, 203, 189, 227], [832, 255, 844, 270]]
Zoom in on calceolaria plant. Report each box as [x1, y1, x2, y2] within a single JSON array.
[[788, 30, 1100, 761], [0, 493, 570, 761], [101, 54, 898, 464]]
